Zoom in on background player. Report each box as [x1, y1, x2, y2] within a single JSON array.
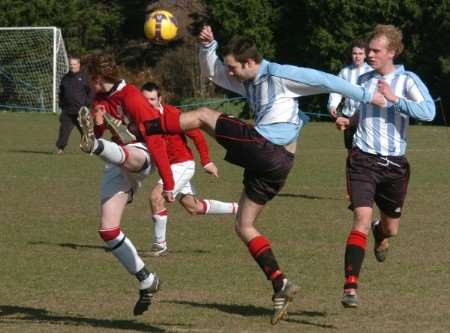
[[328, 39, 372, 149], [141, 82, 238, 257], [335, 24, 435, 308]]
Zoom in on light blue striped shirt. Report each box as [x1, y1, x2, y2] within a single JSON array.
[[328, 63, 373, 117], [354, 65, 435, 156], [200, 40, 374, 145]]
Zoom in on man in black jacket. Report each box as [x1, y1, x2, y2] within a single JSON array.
[[55, 56, 93, 154]]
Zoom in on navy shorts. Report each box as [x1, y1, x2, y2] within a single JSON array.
[[215, 114, 295, 205], [346, 147, 410, 218]]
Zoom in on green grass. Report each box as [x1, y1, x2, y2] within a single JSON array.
[[1, 111, 449, 333]]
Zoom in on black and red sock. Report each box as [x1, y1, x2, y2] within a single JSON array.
[[344, 230, 367, 290], [247, 235, 285, 292]]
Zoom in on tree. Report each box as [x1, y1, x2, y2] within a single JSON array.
[[0, 0, 124, 53], [203, 0, 279, 59]]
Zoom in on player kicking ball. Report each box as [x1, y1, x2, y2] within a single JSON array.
[[142, 25, 385, 324], [76, 73, 172, 315]]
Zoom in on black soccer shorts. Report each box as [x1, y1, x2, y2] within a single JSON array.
[[215, 114, 295, 205], [347, 147, 410, 218]]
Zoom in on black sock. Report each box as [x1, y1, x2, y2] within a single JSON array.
[[372, 223, 386, 242], [135, 267, 150, 282]]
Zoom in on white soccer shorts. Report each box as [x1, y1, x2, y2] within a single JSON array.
[[158, 160, 196, 197], [100, 142, 151, 203]]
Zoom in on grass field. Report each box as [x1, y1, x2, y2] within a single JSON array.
[[1, 112, 449, 333]]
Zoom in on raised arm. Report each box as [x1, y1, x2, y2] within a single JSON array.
[[198, 25, 246, 96]]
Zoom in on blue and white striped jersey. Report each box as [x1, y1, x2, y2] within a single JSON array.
[[327, 63, 372, 117], [353, 65, 435, 156], [199, 40, 374, 145]]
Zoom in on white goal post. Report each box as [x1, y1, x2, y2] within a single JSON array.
[[0, 27, 69, 112]]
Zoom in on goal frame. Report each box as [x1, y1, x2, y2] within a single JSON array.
[[0, 26, 69, 112]]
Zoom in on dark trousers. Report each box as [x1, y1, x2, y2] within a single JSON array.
[[55, 112, 82, 150]]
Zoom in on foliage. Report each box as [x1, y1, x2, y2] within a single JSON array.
[[0, 0, 448, 123], [271, 0, 450, 121], [203, 0, 279, 58], [0, 0, 124, 53]]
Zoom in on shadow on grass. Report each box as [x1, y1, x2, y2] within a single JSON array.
[[164, 300, 337, 329], [29, 241, 110, 252], [8, 149, 57, 155], [0, 305, 167, 332], [29, 242, 211, 257], [278, 193, 341, 201], [139, 249, 211, 258]]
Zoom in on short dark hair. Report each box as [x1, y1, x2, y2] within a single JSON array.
[[350, 39, 367, 51], [222, 36, 263, 64], [68, 55, 81, 61], [141, 81, 161, 96]]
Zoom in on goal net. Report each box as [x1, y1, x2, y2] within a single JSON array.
[[0, 27, 69, 112]]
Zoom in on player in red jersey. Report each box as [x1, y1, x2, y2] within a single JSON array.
[[140, 82, 238, 257], [87, 55, 175, 200], [76, 57, 175, 316]]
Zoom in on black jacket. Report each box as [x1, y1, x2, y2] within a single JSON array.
[[59, 71, 93, 114]]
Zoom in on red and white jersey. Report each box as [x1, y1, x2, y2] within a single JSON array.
[[99, 80, 174, 191], [161, 104, 210, 167]]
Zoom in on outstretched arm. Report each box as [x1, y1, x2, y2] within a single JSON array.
[[273, 64, 385, 107]]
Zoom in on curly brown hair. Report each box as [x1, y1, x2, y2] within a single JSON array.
[[368, 24, 404, 57], [87, 54, 120, 83]]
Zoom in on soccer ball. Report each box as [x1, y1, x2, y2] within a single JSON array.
[[144, 10, 178, 43]]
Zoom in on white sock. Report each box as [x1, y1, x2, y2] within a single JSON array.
[[202, 199, 238, 214], [104, 230, 144, 274], [139, 273, 155, 290], [96, 138, 127, 165], [152, 210, 168, 244]]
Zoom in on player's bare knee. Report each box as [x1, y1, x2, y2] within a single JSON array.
[[196, 107, 216, 122], [184, 203, 200, 215], [184, 206, 199, 215], [180, 196, 201, 215], [197, 106, 211, 116], [384, 225, 399, 237], [150, 192, 165, 208]]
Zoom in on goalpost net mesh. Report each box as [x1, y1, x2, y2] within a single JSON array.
[[0, 27, 68, 112]]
